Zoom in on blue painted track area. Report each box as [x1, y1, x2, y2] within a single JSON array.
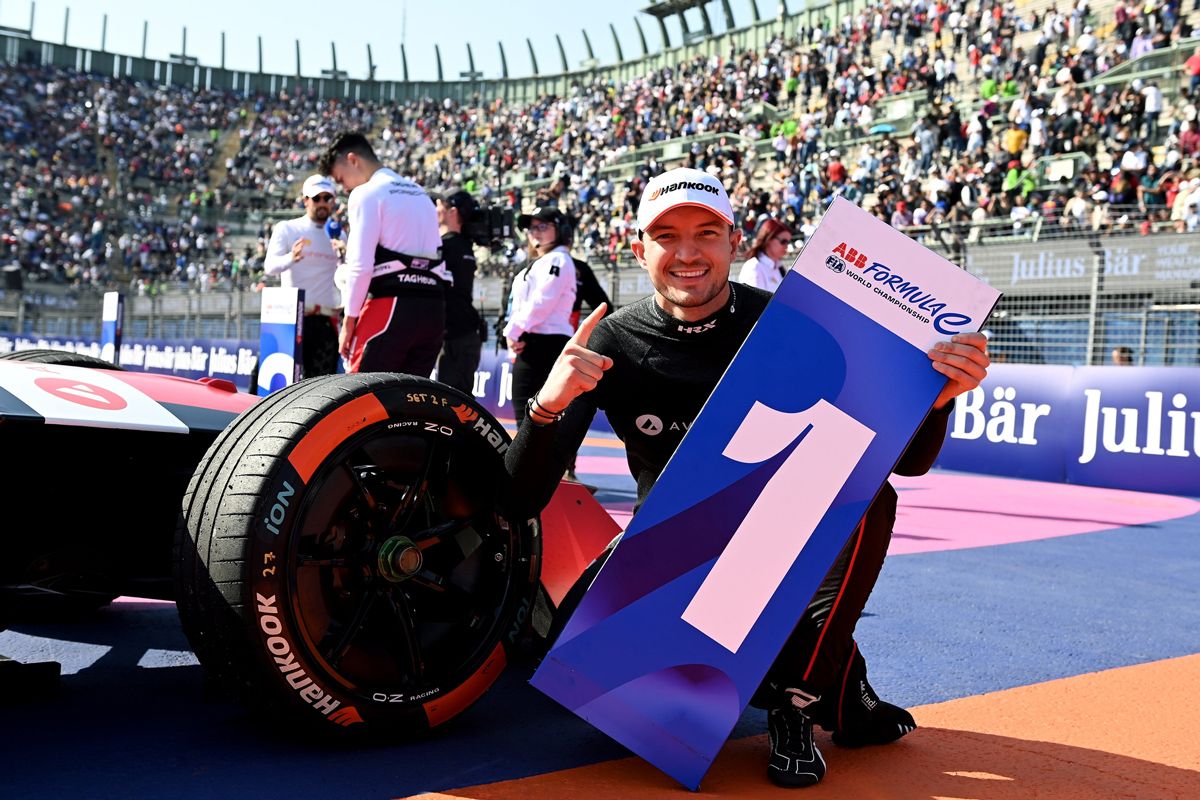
[[1, 463, 1198, 799]]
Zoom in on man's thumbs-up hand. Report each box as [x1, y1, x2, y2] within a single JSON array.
[[529, 304, 613, 424]]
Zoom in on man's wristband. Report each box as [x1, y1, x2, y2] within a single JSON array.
[[527, 394, 564, 425]]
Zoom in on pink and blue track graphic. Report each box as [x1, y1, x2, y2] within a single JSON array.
[[1, 433, 1197, 799]]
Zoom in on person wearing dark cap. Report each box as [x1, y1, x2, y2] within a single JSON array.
[[435, 189, 484, 393], [503, 206, 576, 424]]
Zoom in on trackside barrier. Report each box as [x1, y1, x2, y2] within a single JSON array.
[[0, 334, 613, 432], [3, 338, 1195, 492], [0, 334, 258, 391], [938, 363, 1200, 495], [100, 292, 123, 365], [7, 339, 1197, 491], [256, 287, 304, 396]]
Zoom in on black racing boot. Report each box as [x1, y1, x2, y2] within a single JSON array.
[[822, 648, 916, 748], [766, 689, 826, 788]]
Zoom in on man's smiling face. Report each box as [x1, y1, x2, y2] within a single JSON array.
[[632, 204, 742, 323]]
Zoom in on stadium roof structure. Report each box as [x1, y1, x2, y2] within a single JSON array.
[[640, 0, 715, 16], [0, 5, 32, 39], [640, 1, 766, 46], [0, 0, 805, 102], [642, 0, 709, 47]]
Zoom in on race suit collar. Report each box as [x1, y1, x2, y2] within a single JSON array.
[[653, 281, 738, 337]]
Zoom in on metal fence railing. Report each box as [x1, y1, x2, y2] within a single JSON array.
[[4, 228, 1198, 368], [923, 230, 1200, 367]]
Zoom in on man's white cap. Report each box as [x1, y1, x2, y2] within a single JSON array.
[[636, 168, 734, 232], [302, 174, 337, 198]]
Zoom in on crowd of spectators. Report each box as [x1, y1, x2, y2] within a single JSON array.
[[0, 62, 256, 292], [2, 0, 1199, 296], [396, 0, 1199, 268]]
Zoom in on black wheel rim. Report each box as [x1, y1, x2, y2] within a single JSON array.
[[283, 426, 522, 702]]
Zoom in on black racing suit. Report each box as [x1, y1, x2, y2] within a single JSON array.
[[436, 231, 483, 393], [352, 248, 446, 377], [505, 281, 951, 700], [570, 257, 612, 328]]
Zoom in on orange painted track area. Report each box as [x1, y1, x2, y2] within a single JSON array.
[[406, 655, 1200, 800]]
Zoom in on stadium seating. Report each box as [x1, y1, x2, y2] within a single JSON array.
[[1, 1, 1198, 296]]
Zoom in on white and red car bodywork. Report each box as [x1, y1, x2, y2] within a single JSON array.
[[0, 360, 612, 612]]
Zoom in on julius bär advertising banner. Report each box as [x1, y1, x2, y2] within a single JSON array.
[[939, 364, 1200, 495], [0, 334, 259, 391], [963, 232, 1200, 296], [937, 363, 1074, 483], [530, 197, 1001, 789], [0, 333, 608, 432]]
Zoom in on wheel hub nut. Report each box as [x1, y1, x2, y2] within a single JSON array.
[[378, 537, 422, 582]]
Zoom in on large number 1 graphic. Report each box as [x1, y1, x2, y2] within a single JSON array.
[[681, 399, 876, 653]]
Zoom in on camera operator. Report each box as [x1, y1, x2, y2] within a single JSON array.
[[434, 189, 484, 393]]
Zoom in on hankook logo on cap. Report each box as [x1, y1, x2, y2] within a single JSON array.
[[635, 414, 664, 436], [649, 181, 721, 201]]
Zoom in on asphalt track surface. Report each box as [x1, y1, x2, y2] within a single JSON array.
[[2, 434, 1198, 799]]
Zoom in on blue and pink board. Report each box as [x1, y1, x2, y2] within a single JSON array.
[[530, 197, 1001, 789]]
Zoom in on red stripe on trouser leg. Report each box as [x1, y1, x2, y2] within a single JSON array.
[[764, 484, 896, 696], [837, 641, 858, 732], [803, 518, 866, 683], [347, 297, 397, 373]]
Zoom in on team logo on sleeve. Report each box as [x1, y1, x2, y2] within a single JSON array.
[[635, 414, 664, 436]]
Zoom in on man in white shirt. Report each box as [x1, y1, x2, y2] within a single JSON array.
[[318, 132, 446, 375], [1009, 194, 1034, 231], [1141, 81, 1163, 142], [263, 174, 342, 377], [1075, 25, 1097, 53], [1129, 28, 1153, 60], [1119, 140, 1149, 174]]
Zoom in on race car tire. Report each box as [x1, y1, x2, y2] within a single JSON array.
[[0, 349, 122, 370], [175, 373, 539, 739]]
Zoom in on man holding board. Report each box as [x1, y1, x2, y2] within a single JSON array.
[[507, 168, 991, 788]]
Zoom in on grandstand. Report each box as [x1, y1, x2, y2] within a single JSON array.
[[1, 0, 1199, 366]]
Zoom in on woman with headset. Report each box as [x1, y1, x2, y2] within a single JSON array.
[[503, 206, 577, 424]]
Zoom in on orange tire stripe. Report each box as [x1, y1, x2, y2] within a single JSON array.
[[423, 642, 508, 728], [288, 393, 389, 483]]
